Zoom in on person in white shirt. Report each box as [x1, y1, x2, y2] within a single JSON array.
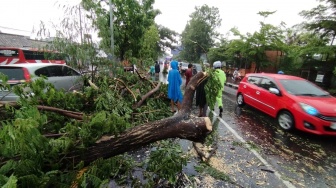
[[232, 68, 239, 81]]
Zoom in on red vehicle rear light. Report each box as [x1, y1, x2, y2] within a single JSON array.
[[22, 68, 31, 82]]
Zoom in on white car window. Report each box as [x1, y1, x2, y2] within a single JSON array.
[[62, 66, 80, 76], [247, 76, 261, 85], [47, 66, 64, 77], [259, 78, 277, 90], [35, 67, 50, 77]]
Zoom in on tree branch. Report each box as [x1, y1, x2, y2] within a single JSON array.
[[133, 82, 161, 108]]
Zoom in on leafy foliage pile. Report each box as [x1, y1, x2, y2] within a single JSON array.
[[0, 71, 188, 187], [204, 69, 223, 111]]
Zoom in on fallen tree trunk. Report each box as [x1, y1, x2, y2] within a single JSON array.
[[63, 114, 212, 166], [62, 72, 212, 166]]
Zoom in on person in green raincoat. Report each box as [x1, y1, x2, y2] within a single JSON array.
[[213, 61, 226, 116]]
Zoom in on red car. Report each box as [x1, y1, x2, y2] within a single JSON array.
[[236, 73, 336, 136]]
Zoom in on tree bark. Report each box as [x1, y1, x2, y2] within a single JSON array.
[[133, 82, 161, 108], [62, 72, 212, 166]]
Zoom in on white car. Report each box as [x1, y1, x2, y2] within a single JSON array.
[[192, 63, 203, 75], [179, 62, 189, 73], [0, 63, 83, 102]]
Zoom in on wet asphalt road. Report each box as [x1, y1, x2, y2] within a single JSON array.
[[219, 85, 336, 188], [154, 67, 336, 187]]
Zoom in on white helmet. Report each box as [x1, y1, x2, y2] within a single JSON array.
[[213, 61, 221, 68]]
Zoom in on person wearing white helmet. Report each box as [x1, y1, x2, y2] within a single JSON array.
[[232, 67, 240, 81], [213, 61, 226, 116]]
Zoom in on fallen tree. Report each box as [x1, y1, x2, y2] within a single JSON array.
[[61, 72, 212, 166], [0, 67, 217, 187], [0, 72, 212, 168]]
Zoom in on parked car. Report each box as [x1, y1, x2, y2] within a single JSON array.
[[179, 62, 189, 73], [0, 63, 83, 102], [236, 73, 336, 136]]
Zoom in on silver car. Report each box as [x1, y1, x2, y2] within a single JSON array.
[[0, 63, 83, 102]]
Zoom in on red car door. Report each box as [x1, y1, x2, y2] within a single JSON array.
[[254, 78, 279, 117], [243, 76, 262, 108]]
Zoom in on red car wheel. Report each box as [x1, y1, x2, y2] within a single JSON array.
[[277, 111, 295, 131]]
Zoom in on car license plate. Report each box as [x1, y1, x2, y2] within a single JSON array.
[[331, 122, 336, 130]]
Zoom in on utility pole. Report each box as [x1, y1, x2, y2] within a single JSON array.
[[109, 0, 115, 76], [79, 5, 83, 44]]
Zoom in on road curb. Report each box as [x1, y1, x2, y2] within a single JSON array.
[[225, 82, 239, 89]]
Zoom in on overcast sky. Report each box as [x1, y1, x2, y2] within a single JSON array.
[[0, 0, 320, 40], [154, 0, 320, 36]]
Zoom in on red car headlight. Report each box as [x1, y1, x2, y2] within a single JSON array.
[[299, 103, 319, 116]]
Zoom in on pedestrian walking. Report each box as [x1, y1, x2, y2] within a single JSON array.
[[195, 77, 208, 117], [155, 61, 160, 76], [184, 63, 193, 88], [167, 60, 183, 113], [149, 65, 155, 76], [213, 61, 226, 116]]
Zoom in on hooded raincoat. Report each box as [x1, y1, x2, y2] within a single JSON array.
[[214, 68, 226, 108], [167, 61, 183, 103]]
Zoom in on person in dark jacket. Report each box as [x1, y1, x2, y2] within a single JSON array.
[[196, 77, 208, 117], [155, 61, 160, 76]]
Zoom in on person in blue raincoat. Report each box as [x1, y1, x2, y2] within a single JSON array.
[[168, 60, 183, 113]]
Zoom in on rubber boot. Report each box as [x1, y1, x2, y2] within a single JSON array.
[[219, 106, 223, 117]]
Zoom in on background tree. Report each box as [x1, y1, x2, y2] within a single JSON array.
[[299, 0, 336, 76], [180, 4, 221, 63], [227, 11, 286, 72], [139, 24, 160, 66], [36, 2, 108, 77], [157, 24, 179, 55], [224, 37, 250, 70], [82, 0, 158, 61], [207, 38, 229, 64]]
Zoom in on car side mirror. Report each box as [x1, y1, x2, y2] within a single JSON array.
[[269, 87, 281, 96]]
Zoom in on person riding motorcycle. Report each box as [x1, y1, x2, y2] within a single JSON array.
[[232, 68, 240, 81]]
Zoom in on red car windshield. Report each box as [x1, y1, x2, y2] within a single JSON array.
[[280, 79, 330, 97]]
